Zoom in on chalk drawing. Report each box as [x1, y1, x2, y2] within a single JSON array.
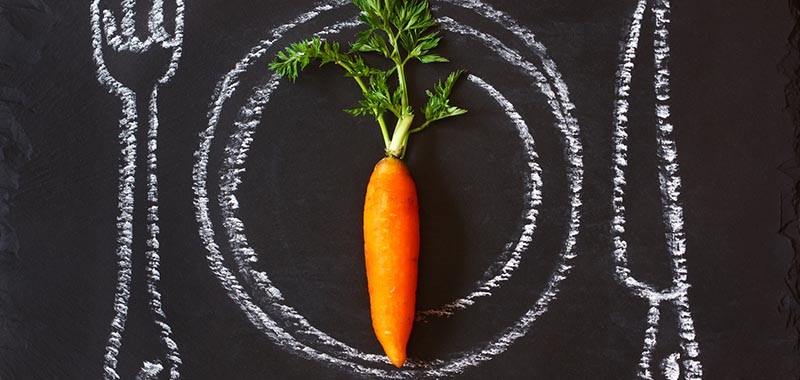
[[611, 0, 703, 378], [90, 0, 184, 378], [193, 0, 583, 377], [84, 0, 706, 378]]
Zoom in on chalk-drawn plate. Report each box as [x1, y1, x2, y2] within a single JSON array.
[[192, 0, 582, 378]]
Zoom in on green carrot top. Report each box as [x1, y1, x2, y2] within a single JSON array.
[[269, 0, 467, 158]]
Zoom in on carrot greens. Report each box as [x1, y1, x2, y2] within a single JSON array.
[[269, 0, 467, 158]]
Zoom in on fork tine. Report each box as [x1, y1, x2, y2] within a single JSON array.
[[101, 8, 123, 50], [121, 0, 151, 52], [169, 0, 185, 47], [119, 0, 137, 40], [152, 0, 185, 48], [147, 0, 168, 41]]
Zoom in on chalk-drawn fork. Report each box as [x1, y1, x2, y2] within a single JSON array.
[[611, 0, 703, 379], [89, 0, 185, 379]]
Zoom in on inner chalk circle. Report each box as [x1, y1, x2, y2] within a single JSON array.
[[228, 21, 543, 324], [193, 0, 583, 378], [222, 72, 534, 364]]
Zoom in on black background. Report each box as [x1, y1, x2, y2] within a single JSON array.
[[1, 0, 797, 379]]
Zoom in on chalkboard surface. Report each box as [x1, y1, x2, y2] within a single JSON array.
[[1, 0, 797, 379]]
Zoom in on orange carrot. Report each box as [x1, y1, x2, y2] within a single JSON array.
[[270, 0, 466, 367], [363, 156, 419, 368]]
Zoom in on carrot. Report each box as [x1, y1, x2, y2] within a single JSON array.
[[363, 156, 419, 367], [270, 0, 466, 367]]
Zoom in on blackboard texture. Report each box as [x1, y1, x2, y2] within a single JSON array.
[[1, 0, 797, 379]]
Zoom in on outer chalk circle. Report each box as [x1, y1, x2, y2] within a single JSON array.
[[194, 0, 584, 378]]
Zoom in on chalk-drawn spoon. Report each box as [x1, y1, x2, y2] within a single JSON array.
[[89, 0, 185, 378], [611, 0, 702, 379]]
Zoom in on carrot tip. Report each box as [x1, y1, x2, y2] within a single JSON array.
[[381, 341, 407, 368], [388, 353, 406, 368]]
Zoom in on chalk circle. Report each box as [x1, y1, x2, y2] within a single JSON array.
[[194, 0, 583, 378]]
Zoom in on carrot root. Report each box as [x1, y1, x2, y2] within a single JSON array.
[[363, 156, 419, 368]]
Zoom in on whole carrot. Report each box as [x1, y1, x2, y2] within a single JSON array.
[[363, 156, 419, 367], [270, 0, 466, 367]]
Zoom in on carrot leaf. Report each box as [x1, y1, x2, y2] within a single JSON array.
[[423, 70, 467, 122]]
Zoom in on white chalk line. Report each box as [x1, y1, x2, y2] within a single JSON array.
[[193, 0, 583, 377], [653, 2, 702, 377], [415, 71, 542, 321], [91, 0, 184, 378], [610, 0, 702, 379], [136, 360, 164, 380]]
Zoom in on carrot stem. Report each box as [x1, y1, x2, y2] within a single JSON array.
[[344, 65, 391, 148], [387, 114, 414, 157], [377, 116, 391, 149], [395, 61, 410, 111]]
